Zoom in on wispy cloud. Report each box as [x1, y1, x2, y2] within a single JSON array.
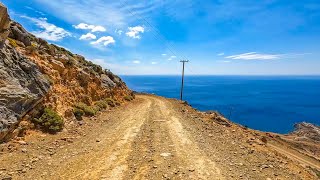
[[21, 16, 71, 41], [226, 52, 282, 60], [168, 56, 177, 61], [90, 36, 115, 46], [218, 52, 225, 56], [73, 23, 106, 32], [221, 60, 231, 63], [162, 54, 167, 56], [151, 62, 158, 65], [79, 33, 96, 40], [225, 52, 310, 60], [126, 26, 145, 39], [133, 60, 141, 64], [34, 0, 195, 27], [25, 6, 46, 16], [115, 29, 123, 35]]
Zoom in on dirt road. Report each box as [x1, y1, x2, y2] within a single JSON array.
[[0, 95, 318, 179]]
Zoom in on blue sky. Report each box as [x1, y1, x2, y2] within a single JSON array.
[[3, 0, 320, 75]]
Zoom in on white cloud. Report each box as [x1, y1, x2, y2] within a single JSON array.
[[151, 62, 158, 65], [225, 52, 311, 61], [218, 52, 225, 56], [162, 54, 167, 56], [79, 33, 96, 40], [92, 26, 106, 32], [133, 60, 141, 64], [115, 29, 123, 35], [73, 23, 106, 32], [126, 26, 145, 39], [21, 16, 71, 41], [91, 36, 115, 46], [226, 52, 281, 60], [168, 56, 177, 61], [74, 23, 94, 29]]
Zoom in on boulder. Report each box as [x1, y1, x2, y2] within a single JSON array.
[[50, 59, 65, 73], [9, 21, 31, 46], [100, 74, 116, 88]]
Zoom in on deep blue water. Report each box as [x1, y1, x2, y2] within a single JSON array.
[[120, 75, 320, 134]]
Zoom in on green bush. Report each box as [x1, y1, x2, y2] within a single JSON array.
[[95, 100, 108, 109], [33, 108, 64, 133], [8, 38, 18, 47], [104, 98, 115, 107], [73, 108, 84, 120], [74, 103, 98, 116], [124, 95, 134, 101], [74, 102, 87, 110], [84, 106, 99, 116]]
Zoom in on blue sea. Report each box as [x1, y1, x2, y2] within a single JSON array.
[[120, 75, 320, 134]]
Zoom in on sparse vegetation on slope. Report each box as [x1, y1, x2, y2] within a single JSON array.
[[124, 95, 134, 101], [74, 103, 99, 117], [32, 108, 64, 133]]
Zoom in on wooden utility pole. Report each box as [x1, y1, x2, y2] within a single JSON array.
[[180, 60, 189, 100]]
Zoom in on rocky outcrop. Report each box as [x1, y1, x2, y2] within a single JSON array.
[[0, 4, 51, 141], [9, 21, 32, 46], [0, 44, 51, 140], [0, 3, 10, 47], [291, 122, 320, 142]]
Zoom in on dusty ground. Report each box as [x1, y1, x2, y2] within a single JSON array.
[[0, 95, 319, 180]]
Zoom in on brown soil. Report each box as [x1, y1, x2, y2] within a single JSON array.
[[0, 95, 319, 179]]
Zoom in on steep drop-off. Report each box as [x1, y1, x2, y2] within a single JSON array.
[[0, 4, 132, 142]]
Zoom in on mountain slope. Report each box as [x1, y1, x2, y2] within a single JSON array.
[[0, 4, 132, 142]]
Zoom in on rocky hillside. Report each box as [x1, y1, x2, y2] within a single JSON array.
[[0, 4, 132, 142], [291, 122, 320, 142]]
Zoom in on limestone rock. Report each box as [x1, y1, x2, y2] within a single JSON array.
[[100, 74, 116, 88], [0, 45, 51, 141], [50, 59, 65, 73], [8, 21, 31, 47], [0, 3, 10, 48]]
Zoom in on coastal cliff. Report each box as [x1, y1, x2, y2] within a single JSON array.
[[291, 122, 320, 142], [0, 4, 132, 142]]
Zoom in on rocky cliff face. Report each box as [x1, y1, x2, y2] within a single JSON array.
[[0, 3, 10, 48], [0, 4, 49, 141], [291, 122, 320, 142], [0, 4, 131, 142], [0, 39, 51, 141]]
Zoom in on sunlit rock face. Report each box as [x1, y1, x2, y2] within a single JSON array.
[[0, 4, 51, 140]]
